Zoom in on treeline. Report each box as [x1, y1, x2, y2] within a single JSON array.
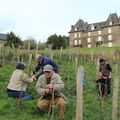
[[5, 32, 69, 50]]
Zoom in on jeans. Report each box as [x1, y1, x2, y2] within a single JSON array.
[[7, 89, 32, 101]]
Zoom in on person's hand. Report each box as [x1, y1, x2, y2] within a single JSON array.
[[108, 76, 111, 79], [46, 84, 53, 91], [31, 75, 36, 81], [45, 88, 51, 94], [102, 76, 107, 79]]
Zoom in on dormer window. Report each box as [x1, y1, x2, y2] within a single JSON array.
[[75, 27, 78, 31], [110, 22, 112, 25], [91, 24, 94, 30]]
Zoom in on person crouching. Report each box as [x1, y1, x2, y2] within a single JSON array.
[[7, 62, 35, 100], [36, 64, 67, 119]]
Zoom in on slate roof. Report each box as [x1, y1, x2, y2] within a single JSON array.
[[69, 13, 120, 33], [0, 33, 7, 41]]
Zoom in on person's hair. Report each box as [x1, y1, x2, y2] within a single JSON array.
[[16, 62, 26, 70], [35, 54, 42, 60], [99, 58, 105, 63]]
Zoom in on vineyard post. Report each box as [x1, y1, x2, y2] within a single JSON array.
[[67, 61, 70, 83], [0, 48, 2, 66], [76, 66, 84, 120], [68, 46, 71, 61], [75, 57, 78, 75], [11, 43, 16, 63], [28, 42, 30, 56], [60, 47, 63, 61], [36, 43, 38, 56], [48, 44, 53, 60], [91, 50, 93, 62], [112, 64, 119, 120], [17, 45, 20, 62]]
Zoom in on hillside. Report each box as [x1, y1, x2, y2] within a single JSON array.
[[0, 47, 120, 120]]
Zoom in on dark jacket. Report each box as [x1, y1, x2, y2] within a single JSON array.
[[100, 63, 112, 77], [34, 56, 59, 79]]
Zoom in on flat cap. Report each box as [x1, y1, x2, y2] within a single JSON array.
[[43, 64, 53, 72]]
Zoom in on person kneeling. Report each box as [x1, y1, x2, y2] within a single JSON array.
[[36, 64, 67, 120], [7, 62, 35, 101]]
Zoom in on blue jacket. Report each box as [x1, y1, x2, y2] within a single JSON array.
[[34, 56, 59, 79]]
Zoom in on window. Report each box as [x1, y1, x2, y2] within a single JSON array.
[[88, 44, 91, 48], [87, 38, 91, 43], [88, 32, 91, 36], [110, 22, 112, 25], [108, 28, 112, 33], [79, 39, 81, 44], [108, 42, 112, 47], [108, 35, 112, 41], [74, 40, 77, 45], [75, 27, 78, 31], [78, 33, 81, 38], [98, 36, 102, 41], [91, 24, 94, 30], [98, 31, 101, 35], [75, 33, 77, 38]]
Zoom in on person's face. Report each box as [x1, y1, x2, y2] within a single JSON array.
[[44, 71, 53, 79], [100, 61, 106, 65], [36, 57, 42, 63]]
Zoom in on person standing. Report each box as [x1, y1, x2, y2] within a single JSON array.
[[36, 64, 67, 119], [96, 58, 112, 97]]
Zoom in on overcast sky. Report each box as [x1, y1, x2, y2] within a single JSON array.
[[0, 0, 120, 42]]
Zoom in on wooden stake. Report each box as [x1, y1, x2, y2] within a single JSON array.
[[91, 50, 93, 62], [60, 47, 63, 61], [28, 52, 32, 77], [36, 43, 38, 56], [28, 42, 30, 55], [76, 66, 84, 120], [75, 57, 78, 75], [112, 65, 119, 120], [67, 61, 70, 83], [17, 45, 20, 62]]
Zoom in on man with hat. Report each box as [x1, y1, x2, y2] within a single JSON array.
[[36, 64, 67, 119]]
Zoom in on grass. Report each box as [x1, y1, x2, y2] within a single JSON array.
[[0, 47, 120, 120]]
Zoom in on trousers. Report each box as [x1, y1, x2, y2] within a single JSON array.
[[96, 78, 111, 97], [37, 96, 66, 119], [7, 89, 32, 100]]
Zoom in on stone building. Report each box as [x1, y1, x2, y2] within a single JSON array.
[[0, 33, 7, 48], [69, 13, 120, 48]]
